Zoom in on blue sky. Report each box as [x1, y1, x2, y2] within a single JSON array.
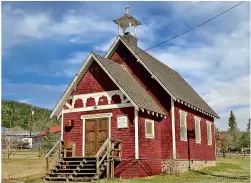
[[2, 2, 250, 130]]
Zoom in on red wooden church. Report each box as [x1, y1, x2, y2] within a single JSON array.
[[46, 9, 219, 181]]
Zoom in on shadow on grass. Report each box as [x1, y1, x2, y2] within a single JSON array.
[[192, 170, 249, 180]]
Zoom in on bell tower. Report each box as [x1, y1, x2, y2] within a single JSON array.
[[113, 5, 141, 46]]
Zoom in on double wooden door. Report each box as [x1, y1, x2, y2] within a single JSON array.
[[85, 118, 109, 157]]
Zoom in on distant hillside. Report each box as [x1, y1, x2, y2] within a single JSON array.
[[1, 100, 59, 132]]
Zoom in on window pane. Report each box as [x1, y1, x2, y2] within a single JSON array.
[[146, 122, 152, 135]]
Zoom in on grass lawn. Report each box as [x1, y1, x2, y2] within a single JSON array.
[[2, 151, 250, 183]]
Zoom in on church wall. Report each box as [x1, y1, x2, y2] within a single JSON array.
[[174, 103, 216, 161], [63, 61, 135, 157], [110, 43, 173, 160]]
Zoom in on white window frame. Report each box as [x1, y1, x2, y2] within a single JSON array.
[[206, 121, 212, 146], [194, 116, 201, 144], [179, 110, 187, 141], [145, 119, 155, 139], [117, 115, 128, 129]]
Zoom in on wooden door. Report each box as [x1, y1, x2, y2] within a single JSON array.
[[85, 118, 109, 156]]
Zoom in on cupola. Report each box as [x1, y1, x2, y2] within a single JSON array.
[[113, 5, 141, 46]]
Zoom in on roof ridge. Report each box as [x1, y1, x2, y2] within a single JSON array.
[[119, 36, 219, 118]]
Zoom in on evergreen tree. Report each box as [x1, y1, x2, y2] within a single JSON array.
[[228, 111, 237, 133], [1, 100, 59, 131], [228, 111, 239, 149], [247, 118, 250, 132]]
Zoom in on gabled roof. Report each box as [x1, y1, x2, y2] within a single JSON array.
[[50, 52, 165, 118], [105, 36, 219, 119], [93, 53, 165, 115]]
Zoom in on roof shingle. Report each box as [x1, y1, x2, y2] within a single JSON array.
[[119, 36, 219, 118], [93, 53, 166, 116]]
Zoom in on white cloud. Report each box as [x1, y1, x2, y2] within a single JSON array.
[[2, 2, 249, 130], [144, 2, 250, 130], [2, 4, 116, 50], [3, 82, 67, 109], [94, 37, 116, 52]]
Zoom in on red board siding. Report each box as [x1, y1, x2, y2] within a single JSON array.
[[175, 103, 216, 160], [110, 43, 173, 160], [63, 107, 135, 157], [138, 112, 172, 159], [72, 61, 118, 95], [111, 44, 171, 114]]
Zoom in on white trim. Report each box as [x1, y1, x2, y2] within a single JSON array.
[[145, 119, 155, 139], [206, 121, 212, 146], [179, 110, 187, 141], [194, 116, 201, 144], [63, 103, 133, 114], [50, 52, 140, 119], [171, 99, 176, 159], [65, 102, 72, 109], [81, 113, 113, 157], [105, 36, 176, 101], [57, 111, 62, 120], [61, 110, 64, 141], [117, 115, 129, 128], [134, 108, 139, 159], [105, 36, 219, 119], [50, 53, 94, 118], [72, 90, 122, 106], [92, 54, 139, 110]]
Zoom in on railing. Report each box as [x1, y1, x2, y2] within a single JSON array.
[[95, 138, 122, 179], [44, 140, 61, 172]]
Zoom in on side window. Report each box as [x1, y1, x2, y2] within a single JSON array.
[[194, 116, 201, 143], [179, 110, 187, 141], [207, 121, 212, 145], [145, 119, 155, 138]]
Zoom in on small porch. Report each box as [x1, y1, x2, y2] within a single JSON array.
[[44, 138, 122, 181]]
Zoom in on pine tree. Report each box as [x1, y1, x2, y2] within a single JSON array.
[[228, 111, 237, 133], [247, 118, 250, 132], [228, 111, 239, 150]]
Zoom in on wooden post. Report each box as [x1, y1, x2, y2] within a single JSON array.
[[111, 141, 115, 179], [106, 143, 111, 179], [72, 143, 76, 157], [58, 141, 61, 159], [118, 142, 122, 159], [46, 157, 49, 172], [96, 157, 100, 180], [7, 147, 10, 159]]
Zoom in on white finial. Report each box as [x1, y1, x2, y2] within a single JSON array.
[[125, 5, 130, 14]]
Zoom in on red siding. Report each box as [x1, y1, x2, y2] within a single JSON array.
[[72, 61, 118, 95], [175, 103, 216, 160], [63, 107, 135, 157], [110, 44, 173, 160], [60, 42, 216, 179]]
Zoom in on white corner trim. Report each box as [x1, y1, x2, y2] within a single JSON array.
[[134, 108, 139, 159], [171, 98, 176, 159], [61, 110, 64, 141], [63, 103, 133, 114], [81, 113, 112, 157]]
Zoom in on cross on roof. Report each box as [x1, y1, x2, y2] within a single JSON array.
[[125, 5, 130, 14]]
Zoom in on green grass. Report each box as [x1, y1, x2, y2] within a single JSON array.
[[2, 153, 250, 183]]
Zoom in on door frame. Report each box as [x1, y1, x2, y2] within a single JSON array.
[[81, 113, 112, 157]]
